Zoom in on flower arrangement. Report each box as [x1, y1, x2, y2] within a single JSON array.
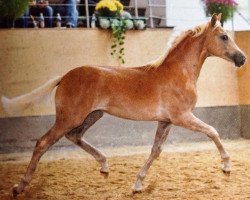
[[95, 0, 146, 64], [95, 0, 123, 17], [95, 0, 126, 64], [203, 0, 238, 25]]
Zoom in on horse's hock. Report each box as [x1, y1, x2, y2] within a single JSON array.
[[0, 29, 249, 152]]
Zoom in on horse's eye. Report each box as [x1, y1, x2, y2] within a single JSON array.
[[221, 35, 228, 41]]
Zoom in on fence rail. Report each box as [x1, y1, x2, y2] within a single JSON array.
[[22, 0, 166, 28], [11, 0, 250, 29]]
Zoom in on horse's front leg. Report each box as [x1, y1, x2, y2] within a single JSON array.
[[172, 112, 231, 173], [132, 121, 172, 193]]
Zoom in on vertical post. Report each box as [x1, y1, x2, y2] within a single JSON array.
[[148, 0, 154, 28], [134, 0, 139, 18], [165, 0, 168, 27], [248, 0, 250, 22], [85, 0, 90, 28]]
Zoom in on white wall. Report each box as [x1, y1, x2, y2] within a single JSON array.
[[166, 0, 206, 29], [165, 0, 250, 30]]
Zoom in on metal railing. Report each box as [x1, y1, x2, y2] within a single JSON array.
[[84, 0, 90, 28], [10, 0, 250, 29], [78, 0, 166, 28], [236, 10, 250, 26], [12, 0, 166, 28]]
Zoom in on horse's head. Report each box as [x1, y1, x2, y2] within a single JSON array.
[[205, 13, 246, 67]]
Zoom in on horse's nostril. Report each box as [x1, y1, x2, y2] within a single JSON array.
[[242, 56, 246, 62], [240, 54, 246, 65]]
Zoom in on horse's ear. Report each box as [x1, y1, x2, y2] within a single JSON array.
[[217, 13, 222, 21], [211, 13, 218, 27]]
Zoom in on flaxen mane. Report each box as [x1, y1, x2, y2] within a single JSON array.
[[145, 23, 208, 69]]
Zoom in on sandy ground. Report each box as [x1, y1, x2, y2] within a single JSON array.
[[0, 139, 250, 200]]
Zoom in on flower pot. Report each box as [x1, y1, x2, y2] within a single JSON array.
[[98, 17, 147, 30]]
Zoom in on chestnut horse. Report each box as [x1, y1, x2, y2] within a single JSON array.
[[1, 14, 246, 196]]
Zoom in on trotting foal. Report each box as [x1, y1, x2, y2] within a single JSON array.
[[1, 14, 246, 196]]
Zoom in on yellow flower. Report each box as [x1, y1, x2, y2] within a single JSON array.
[[95, 0, 117, 12], [115, 1, 123, 11], [112, 0, 124, 11]]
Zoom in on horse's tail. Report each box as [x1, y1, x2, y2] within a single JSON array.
[[1, 76, 63, 115]]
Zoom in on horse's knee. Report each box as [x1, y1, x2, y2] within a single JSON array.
[[206, 126, 220, 140]]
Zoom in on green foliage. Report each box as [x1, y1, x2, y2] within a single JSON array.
[[204, 2, 237, 24], [0, 0, 29, 20], [110, 18, 127, 64], [96, 7, 119, 18], [96, 0, 127, 64]]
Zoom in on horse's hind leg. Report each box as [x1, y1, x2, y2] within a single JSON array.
[[172, 112, 231, 173], [65, 110, 109, 173], [12, 124, 70, 197], [132, 121, 172, 193]]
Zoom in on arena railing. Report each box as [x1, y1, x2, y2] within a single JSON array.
[[13, 0, 166, 28]]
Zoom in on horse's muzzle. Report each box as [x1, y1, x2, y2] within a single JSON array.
[[232, 52, 246, 67]]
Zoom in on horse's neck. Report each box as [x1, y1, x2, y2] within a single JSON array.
[[159, 35, 208, 82]]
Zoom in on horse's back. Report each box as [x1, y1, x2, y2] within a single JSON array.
[[54, 65, 161, 121]]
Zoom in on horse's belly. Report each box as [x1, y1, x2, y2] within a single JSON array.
[[103, 104, 169, 121]]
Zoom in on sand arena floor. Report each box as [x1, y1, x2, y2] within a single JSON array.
[[0, 140, 250, 200]]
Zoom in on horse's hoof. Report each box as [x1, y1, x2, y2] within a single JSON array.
[[100, 162, 109, 174], [132, 189, 142, 194], [222, 169, 231, 175], [100, 170, 109, 179], [100, 170, 109, 174], [11, 184, 20, 198], [221, 166, 231, 175], [100, 168, 109, 173], [132, 184, 142, 194], [100, 162, 109, 178]]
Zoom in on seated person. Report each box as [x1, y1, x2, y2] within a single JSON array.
[[29, 0, 53, 27], [50, 0, 79, 28]]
